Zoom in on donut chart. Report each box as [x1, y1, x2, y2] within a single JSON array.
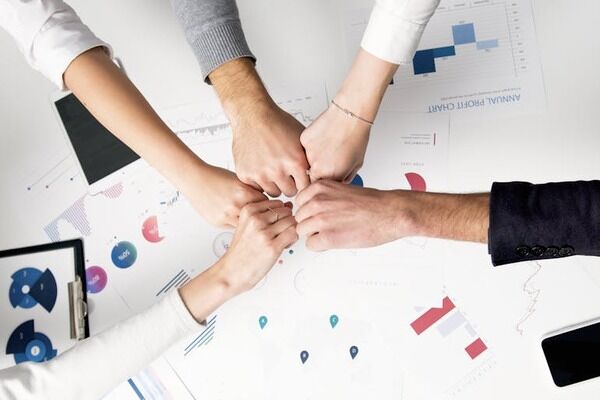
[[6, 320, 57, 364], [9, 267, 57, 312], [142, 216, 164, 243], [405, 172, 427, 192]]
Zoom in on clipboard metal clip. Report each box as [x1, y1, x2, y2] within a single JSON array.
[[68, 276, 87, 340]]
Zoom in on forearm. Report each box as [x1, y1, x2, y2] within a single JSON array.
[[393, 191, 490, 243], [0, 288, 203, 400], [209, 58, 274, 123], [178, 259, 237, 321], [63, 47, 208, 192], [336, 49, 398, 121]]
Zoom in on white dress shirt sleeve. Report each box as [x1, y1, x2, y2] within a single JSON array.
[[0, 290, 203, 400], [361, 0, 441, 65], [0, 0, 113, 89]]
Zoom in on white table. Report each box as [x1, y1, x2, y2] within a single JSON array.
[[1, 1, 599, 399]]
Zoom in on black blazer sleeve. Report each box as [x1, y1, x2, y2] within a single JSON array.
[[488, 180, 600, 266]]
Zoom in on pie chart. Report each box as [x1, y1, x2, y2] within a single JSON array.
[[6, 320, 57, 364], [9, 267, 57, 312], [405, 172, 427, 192]]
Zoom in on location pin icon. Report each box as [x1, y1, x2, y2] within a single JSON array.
[[259, 316, 268, 330], [330, 314, 339, 328], [300, 350, 309, 364], [350, 346, 359, 360]]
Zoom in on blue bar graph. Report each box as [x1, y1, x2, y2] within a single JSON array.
[[127, 378, 145, 400], [414, 46, 457, 74], [452, 23, 476, 45], [476, 39, 499, 50], [412, 22, 499, 75]]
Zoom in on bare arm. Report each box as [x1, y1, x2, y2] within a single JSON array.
[[295, 180, 488, 251], [63, 48, 265, 228], [209, 58, 310, 197]]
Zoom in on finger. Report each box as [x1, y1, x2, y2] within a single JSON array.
[[265, 215, 297, 238], [243, 185, 269, 203], [296, 181, 330, 208], [306, 232, 335, 252], [245, 179, 265, 193], [295, 197, 328, 223], [237, 173, 263, 191], [240, 199, 285, 219], [296, 214, 326, 237], [277, 174, 298, 197], [292, 167, 311, 192], [260, 180, 282, 198], [258, 206, 292, 224], [273, 225, 299, 251], [342, 167, 360, 185]]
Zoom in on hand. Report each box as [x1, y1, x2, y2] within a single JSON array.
[[215, 199, 299, 294], [295, 180, 415, 251], [231, 102, 310, 197], [296, 180, 490, 252], [186, 164, 267, 229], [209, 58, 310, 197], [179, 199, 298, 322], [300, 103, 371, 183], [301, 49, 398, 182]]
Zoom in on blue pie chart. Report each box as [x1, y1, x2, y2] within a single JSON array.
[[9, 267, 57, 312]]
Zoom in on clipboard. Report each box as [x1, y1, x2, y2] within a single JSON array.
[[0, 239, 89, 368]]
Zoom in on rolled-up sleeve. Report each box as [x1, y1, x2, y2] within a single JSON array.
[[0, 0, 112, 89], [361, 0, 441, 65], [170, 0, 255, 83]]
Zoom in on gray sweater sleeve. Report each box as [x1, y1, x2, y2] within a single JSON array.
[[170, 0, 256, 82]]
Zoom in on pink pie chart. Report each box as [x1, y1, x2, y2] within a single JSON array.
[[405, 172, 427, 192], [142, 216, 164, 243]]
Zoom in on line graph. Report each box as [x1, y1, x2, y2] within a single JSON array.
[[515, 261, 542, 335]]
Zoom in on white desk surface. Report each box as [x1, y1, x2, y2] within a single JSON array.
[[1, 1, 600, 399]]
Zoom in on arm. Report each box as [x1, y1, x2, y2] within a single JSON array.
[[295, 180, 488, 251], [64, 48, 265, 228], [171, 0, 310, 197], [0, 200, 298, 400], [295, 180, 600, 266], [1, 0, 265, 228], [489, 181, 600, 265], [301, 0, 441, 182]]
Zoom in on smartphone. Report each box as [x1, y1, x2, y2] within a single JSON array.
[[541, 318, 600, 387]]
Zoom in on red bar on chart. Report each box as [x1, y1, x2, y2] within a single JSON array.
[[465, 338, 487, 359], [411, 296, 456, 335]]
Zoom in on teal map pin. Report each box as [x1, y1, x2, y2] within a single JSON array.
[[259, 315, 268, 330], [329, 314, 339, 328], [350, 346, 359, 359]]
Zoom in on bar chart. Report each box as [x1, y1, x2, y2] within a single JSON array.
[[344, 0, 546, 115]]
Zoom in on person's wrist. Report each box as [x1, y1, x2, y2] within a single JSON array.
[[178, 261, 236, 322], [209, 58, 276, 128], [211, 255, 249, 297], [387, 190, 429, 239], [336, 49, 398, 121]]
